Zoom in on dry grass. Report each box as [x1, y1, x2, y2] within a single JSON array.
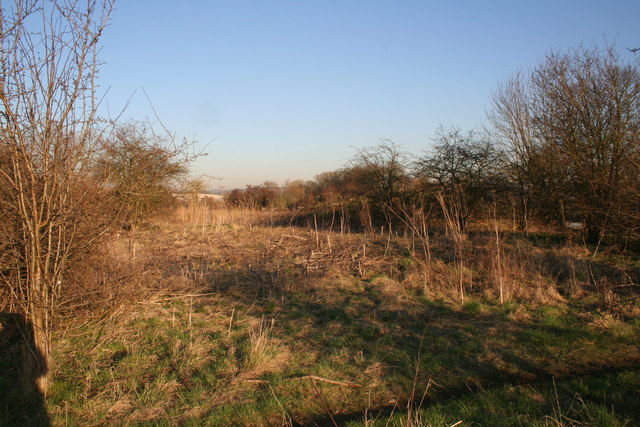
[[5, 204, 637, 425], [241, 317, 291, 380], [169, 204, 283, 232]]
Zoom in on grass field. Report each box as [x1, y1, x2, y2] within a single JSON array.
[[2, 207, 639, 426]]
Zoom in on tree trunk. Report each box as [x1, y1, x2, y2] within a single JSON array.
[[26, 258, 52, 395], [30, 308, 51, 395], [19, 306, 50, 395]]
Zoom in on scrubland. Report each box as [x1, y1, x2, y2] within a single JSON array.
[[1, 3, 638, 425], [2, 204, 638, 426]]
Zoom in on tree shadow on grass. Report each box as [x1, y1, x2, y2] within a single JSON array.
[[160, 234, 639, 425], [214, 267, 639, 424], [296, 303, 640, 426], [0, 313, 50, 427]]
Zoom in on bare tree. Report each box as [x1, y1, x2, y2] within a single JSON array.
[[346, 141, 410, 232], [534, 47, 640, 241], [0, 0, 114, 394], [96, 122, 191, 229], [350, 141, 409, 206], [489, 73, 537, 230], [489, 72, 573, 230], [490, 46, 640, 242], [415, 127, 505, 232], [280, 179, 306, 209]]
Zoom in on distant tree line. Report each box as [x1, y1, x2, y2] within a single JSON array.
[[227, 46, 640, 243]]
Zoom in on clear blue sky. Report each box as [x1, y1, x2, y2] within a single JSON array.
[[98, 0, 640, 190]]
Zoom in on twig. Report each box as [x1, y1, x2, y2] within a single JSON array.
[[228, 307, 235, 338], [288, 375, 363, 388], [142, 292, 218, 303], [310, 378, 339, 427], [141, 86, 174, 138], [269, 384, 293, 426], [239, 375, 363, 388]]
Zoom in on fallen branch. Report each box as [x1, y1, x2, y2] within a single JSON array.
[[143, 292, 218, 303], [288, 375, 363, 388], [282, 234, 309, 241], [239, 375, 363, 388], [241, 379, 269, 384]]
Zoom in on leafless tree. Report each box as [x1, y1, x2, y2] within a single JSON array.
[[414, 127, 505, 232], [490, 46, 640, 242], [347, 141, 410, 232], [489, 73, 536, 229], [0, 0, 114, 394], [96, 122, 192, 229], [350, 141, 409, 206], [534, 47, 640, 241]]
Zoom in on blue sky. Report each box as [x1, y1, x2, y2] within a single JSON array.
[[98, 1, 640, 190]]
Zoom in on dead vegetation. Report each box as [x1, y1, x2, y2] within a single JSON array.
[[2, 204, 632, 425], [0, 2, 637, 422]]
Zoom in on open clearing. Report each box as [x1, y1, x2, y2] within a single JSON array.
[[2, 208, 640, 426]]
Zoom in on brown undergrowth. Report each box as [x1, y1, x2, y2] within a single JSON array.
[[27, 206, 640, 425]]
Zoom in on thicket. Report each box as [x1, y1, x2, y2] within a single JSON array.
[[0, 0, 195, 396]]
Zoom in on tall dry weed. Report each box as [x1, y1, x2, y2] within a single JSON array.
[[241, 317, 290, 379], [170, 204, 281, 232]]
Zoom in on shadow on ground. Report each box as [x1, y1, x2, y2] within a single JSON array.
[[197, 259, 639, 425], [0, 313, 50, 427], [146, 227, 640, 425]]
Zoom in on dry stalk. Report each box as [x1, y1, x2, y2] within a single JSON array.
[[384, 202, 432, 263], [493, 197, 505, 304], [436, 192, 466, 304], [241, 375, 362, 388], [287, 375, 362, 388]]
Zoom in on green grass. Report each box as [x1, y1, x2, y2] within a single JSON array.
[[3, 220, 639, 426], [45, 289, 640, 426], [365, 368, 640, 426]]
